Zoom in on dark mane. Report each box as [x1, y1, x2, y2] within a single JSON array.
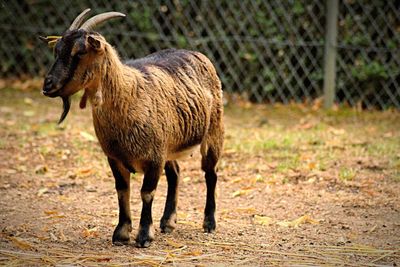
[[124, 49, 198, 76]]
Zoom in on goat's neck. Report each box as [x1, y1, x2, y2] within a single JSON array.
[[90, 44, 138, 112]]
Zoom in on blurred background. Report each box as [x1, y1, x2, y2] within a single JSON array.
[[1, 2, 400, 265], [1, 0, 399, 109]]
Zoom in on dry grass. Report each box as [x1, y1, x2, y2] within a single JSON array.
[[1, 240, 398, 266], [0, 87, 399, 266]]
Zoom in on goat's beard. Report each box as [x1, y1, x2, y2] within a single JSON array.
[[58, 96, 71, 124]]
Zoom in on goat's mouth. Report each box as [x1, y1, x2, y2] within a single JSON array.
[[42, 88, 61, 98]]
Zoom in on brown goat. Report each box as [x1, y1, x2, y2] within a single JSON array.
[[41, 9, 224, 247]]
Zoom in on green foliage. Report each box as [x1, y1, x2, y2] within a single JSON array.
[[351, 60, 389, 81], [1, 1, 398, 109], [339, 167, 356, 181]]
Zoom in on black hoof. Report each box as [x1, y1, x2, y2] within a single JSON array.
[[135, 239, 152, 248], [113, 240, 130, 246], [203, 216, 216, 233], [160, 215, 176, 234], [112, 223, 132, 245], [135, 227, 154, 248]]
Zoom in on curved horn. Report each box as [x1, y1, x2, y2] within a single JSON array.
[[69, 8, 91, 30], [79, 12, 126, 31]]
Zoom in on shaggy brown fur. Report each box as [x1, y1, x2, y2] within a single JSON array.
[[42, 30, 224, 248], [92, 44, 223, 168]]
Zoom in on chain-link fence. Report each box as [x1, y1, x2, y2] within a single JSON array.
[[1, 1, 399, 109]]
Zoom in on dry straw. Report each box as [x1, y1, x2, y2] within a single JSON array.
[[0, 241, 398, 266]]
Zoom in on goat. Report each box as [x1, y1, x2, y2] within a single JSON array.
[[41, 9, 224, 248]]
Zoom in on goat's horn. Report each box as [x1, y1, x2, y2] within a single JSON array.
[[79, 12, 126, 31], [69, 8, 91, 30]]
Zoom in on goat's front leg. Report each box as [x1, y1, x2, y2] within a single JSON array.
[[108, 158, 132, 245], [135, 161, 162, 248]]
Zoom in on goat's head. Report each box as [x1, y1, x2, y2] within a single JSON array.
[[41, 9, 125, 123]]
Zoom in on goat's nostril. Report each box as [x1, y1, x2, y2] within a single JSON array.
[[44, 77, 53, 91]]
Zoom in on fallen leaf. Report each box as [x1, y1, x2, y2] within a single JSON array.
[[59, 229, 67, 242], [277, 215, 319, 228], [80, 131, 97, 142], [329, 127, 346, 135], [77, 168, 94, 177], [44, 210, 58, 215], [183, 250, 202, 256], [37, 187, 48, 197], [23, 110, 35, 117], [49, 232, 58, 241], [254, 215, 273, 225], [383, 132, 393, 138], [295, 120, 318, 130], [8, 237, 33, 250], [235, 207, 257, 214], [230, 177, 244, 184], [18, 166, 27, 172], [95, 257, 112, 262], [177, 221, 198, 227], [166, 239, 184, 248], [232, 188, 254, 197], [368, 224, 377, 234], [82, 227, 99, 238], [23, 97, 33, 105], [35, 165, 48, 175], [5, 169, 17, 174], [111, 218, 118, 226], [48, 214, 66, 219], [177, 212, 189, 219], [308, 162, 317, 170], [252, 175, 265, 183]]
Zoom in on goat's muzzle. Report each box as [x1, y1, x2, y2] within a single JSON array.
[[42, 75, 61, 98], [42, 75, 71, 124]]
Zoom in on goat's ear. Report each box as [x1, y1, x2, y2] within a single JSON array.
[[38, 36, 48, 44], [87, 35, 103, 51]]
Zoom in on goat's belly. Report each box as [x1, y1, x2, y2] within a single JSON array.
[[167, 145, 199, 161]]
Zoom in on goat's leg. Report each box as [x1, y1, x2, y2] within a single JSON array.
[[201, 148, 219, 233], [108, 158, 132, 245], [135, 161, 162, 248], [201, 99, 224, 233], [160, 160, 180, 233]]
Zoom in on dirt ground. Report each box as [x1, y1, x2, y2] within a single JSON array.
[[0, 88, 399, 266]]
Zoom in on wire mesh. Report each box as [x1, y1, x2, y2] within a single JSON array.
[[0, 0, 399, 109]]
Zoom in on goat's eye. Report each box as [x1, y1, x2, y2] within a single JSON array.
[[75, 51, 87, 57]]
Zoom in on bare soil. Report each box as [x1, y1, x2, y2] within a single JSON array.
[[0, 89, 399, 266]]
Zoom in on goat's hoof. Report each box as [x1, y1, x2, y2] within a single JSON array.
[[160, 215, 176, 233], [135, 239, 152, 248], [203, 216, 216, 233], [112, 223, 132, 245], [135, 235, 153, 248], [135, 227, 154, 248], [160, 223, 175, 234], [113, 240, 130, 246]]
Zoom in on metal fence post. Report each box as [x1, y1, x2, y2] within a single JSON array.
[[323, 0, 339, 109]]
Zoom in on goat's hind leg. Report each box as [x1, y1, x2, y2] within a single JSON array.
[[160, 160, 180, 233], [201, 146, 219, 233], [108, 158, 132, 245], [201, 110, 224, 233], [136, 161, 162, 248]]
